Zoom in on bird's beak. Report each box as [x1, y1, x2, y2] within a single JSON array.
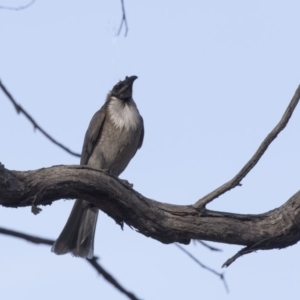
[[125, 75, 138, 86], [112, 75, 138, 99]]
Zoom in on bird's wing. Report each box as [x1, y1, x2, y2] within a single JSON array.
[[137, 116, 144, 150], [80, 105, 106, 165]]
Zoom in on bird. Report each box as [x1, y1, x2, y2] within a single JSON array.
[[51, 75, 144, 259]]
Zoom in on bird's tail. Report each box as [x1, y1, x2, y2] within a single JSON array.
[[51, 199, 98, 259]]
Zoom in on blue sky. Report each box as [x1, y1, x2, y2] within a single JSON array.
[[1, 0, 300, 299]]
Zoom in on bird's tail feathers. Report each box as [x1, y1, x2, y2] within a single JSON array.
[[51, 199, 98, 259]]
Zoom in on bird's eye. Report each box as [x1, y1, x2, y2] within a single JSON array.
[[114, 83, 121, 90]]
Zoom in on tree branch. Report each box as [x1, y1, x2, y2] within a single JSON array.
[[195, 240, 222, 252], [117, 0, 128, 36], [87, 257, 141, 300], [194, 85, 300, 209], [0, 227, 53, 245], [0, 227, 141, 300], [0, 0, 35, 11], [175, 243, 228, 292], [0, 79, 81, 158], [1, 162, 300, 266]]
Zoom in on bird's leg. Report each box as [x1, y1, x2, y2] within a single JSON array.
[[102, 168, 113, 175]]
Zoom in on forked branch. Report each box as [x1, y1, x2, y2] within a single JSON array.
[[194, 85, 300, 209]]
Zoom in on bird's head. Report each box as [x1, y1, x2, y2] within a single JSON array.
[[111, 75, 138, 101]]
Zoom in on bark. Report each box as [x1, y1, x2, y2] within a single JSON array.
[[1, 163, 300, 266]]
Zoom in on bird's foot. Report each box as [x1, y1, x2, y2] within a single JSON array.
[[103, 169, 113, 175]]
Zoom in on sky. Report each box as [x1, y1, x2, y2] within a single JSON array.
[[1, 0, 300, 299]]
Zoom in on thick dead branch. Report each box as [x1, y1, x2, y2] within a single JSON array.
[[0, 227, 141, 300], [1, 163, 300, 266], [0, 79, 81, 158], [194, 85, 300, 209]]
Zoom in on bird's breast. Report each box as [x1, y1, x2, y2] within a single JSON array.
[[108, 97, 141, 131], [88, 99, 142, 176]]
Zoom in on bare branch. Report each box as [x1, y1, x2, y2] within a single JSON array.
[[175, 243, 228, 292], [222, 246, 257, 268], [0, 0, 35, 11], [117, 0, 128, 36], [195, 240, 222, 252], [87, 257, 141, 300], [0, 227, 53, 245], [1, 163, 300, 266], [0, 227, 141, 300], [0, 79, 81, 158], [222, 235, 279, 268], [194, 85, 300, 209]]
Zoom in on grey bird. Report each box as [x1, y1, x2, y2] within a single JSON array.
[[51, 75, 144, 258]]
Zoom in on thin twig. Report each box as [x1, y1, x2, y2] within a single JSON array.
[[0, 227, 54, 245], [194, 85, 300, 209], [117, 0, 128, 36], [174, 243, 229, 292], [222, 235, 277, 268], [0, 227, 141, 300], [222, 246, 254, 268], [88, 257, 141, 300], [0, 79, 81, 158], [0, 0, 35, 10], [195, 240, 222, 252]]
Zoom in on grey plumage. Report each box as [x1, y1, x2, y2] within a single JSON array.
[[51, 76, 144, 258]]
